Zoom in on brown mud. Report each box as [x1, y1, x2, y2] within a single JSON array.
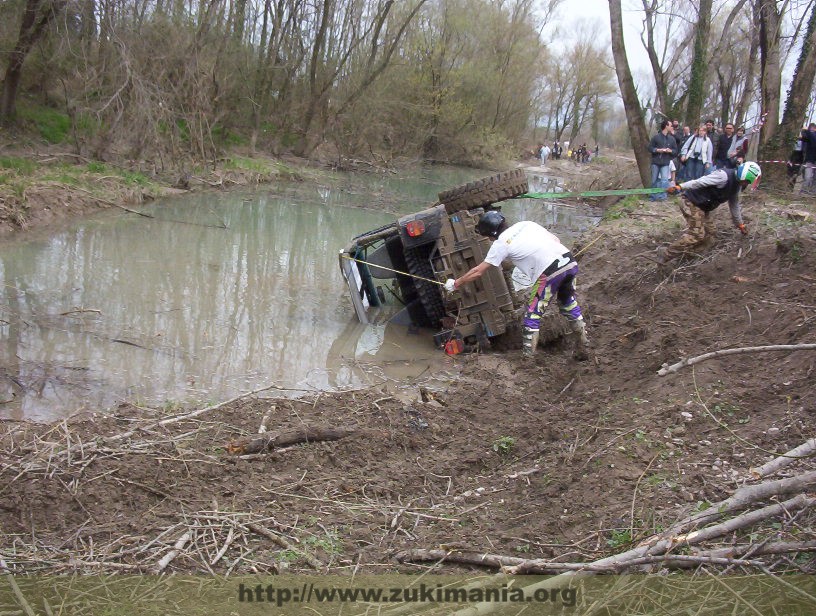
[[1, 160, 815, 575]]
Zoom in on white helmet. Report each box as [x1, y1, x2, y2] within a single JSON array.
[[737, 161, 761, 184]]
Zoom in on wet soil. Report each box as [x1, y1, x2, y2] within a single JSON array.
[[2, 181, 815, 574]]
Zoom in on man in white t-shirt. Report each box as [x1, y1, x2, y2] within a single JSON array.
[[444, 211, 589, 359]]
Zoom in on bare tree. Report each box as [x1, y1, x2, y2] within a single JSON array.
[[1, 0, 68, 125], [756, 0, 783, 143], [638, 0, 694, 119], [760, 0, 816, 186], [711, 7, 757, 126], [685, 0, 714, 125], [610, 0, 651, 186], [291, 0, 429, 157]]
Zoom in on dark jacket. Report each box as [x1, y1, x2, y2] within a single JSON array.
[[713, 133, 736, 166], [802, 129, 816, 164], [684, 169, 741, 212], [649, 131, 677, 166]]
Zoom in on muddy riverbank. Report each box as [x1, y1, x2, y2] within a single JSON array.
[[2, 163, 815, 577]]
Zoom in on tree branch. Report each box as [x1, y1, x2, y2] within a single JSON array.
[[658, 344, 816, 375]]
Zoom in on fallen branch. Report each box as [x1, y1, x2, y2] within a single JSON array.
[[751, 438, 816, 479], [209, 527, 235, 567], [699, 540, 816, 560], [656, 471, 816, 537], [649, 494, 813, 553], [394, 540, 816, 577], [505, 494, 814, 575], [112, 203, 155, 218], [59, 308, 102, 316], [658, 343, 816, 375], [394, 549, 525, 570], [393, 495, 815, 616], [112, 202, 228, 228], [152, 530, 191, 574], [393, 549, 770, 574], [227, 427, 356, 455]]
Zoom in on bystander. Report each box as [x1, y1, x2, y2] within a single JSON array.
[[648, 120, 677, 201]]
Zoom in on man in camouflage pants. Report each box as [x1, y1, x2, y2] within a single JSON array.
[[669, 195, 718, 256], [660, 162, 761, 262]]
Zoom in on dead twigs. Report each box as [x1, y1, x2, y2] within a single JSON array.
[[0, 557, 37, 616], [245, 523, 324, 570], [41, 383, 283, 464], [0, 510, 326, 575]]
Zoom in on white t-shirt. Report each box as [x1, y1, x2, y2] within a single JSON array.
[[484, 221, 571, 282]]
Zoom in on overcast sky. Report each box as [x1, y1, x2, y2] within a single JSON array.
[[547, 0, 804, 114], [548, 0, 651, 73]]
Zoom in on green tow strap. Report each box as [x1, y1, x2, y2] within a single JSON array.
[[518, 187, 667, 200]]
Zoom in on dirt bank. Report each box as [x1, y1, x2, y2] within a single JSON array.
[[0, 143, 314, 236], [2, 179, 814, 576]]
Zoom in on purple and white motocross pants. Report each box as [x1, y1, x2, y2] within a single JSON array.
[[523, 262, 583, 330]]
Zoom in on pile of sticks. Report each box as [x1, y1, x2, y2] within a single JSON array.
[[396, 437, 816, 576]]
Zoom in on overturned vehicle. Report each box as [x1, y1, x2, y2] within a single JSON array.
[[339, 170, 531, 353]]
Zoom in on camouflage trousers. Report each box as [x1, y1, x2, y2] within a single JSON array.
[[666, 196, 716, 259]]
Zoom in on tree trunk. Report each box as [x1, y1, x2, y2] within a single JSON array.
[[756, 0, 782, 144], [733, 16, 760, 127], [609, 0, 651, 186], [641, 0, 668, 117], [0, 0, 66, 126], [293, 0, 332, 157], [760, 1, 816, 187], [685, 0, 713, 126]]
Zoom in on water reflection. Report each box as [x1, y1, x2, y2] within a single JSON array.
[[0, 167, 598, 420], [505, 171, 602, 242]]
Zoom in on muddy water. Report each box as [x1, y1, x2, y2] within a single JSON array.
[[0, 167, 597, 420]]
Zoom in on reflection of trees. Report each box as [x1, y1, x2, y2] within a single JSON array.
[[0, 192, 393, 418], [0, 257, 21, 413], [0, 247, 109, 419]]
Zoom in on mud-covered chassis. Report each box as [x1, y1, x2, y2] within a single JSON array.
[[339, 170, 530, 351]]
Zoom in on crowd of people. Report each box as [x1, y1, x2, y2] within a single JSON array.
[[537, 141, 598, 166], [648, 118, 755, 202], [649, 117, 816, 195]]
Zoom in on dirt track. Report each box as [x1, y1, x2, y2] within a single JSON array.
[[2, 181, 815, 575]]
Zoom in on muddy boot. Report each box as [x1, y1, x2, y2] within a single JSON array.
[[522, 327, 540, 357], [655, 246, 671, 264], [570, 319, 590, 361]]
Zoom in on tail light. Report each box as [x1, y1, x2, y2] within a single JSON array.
[[405, 220, 425, 237], [444, 338, 464, 355]]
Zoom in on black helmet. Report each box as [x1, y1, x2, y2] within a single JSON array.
[[476, 211, 506, 238]]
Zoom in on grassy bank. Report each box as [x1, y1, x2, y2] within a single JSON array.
[[0, 102, 326, 235]]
